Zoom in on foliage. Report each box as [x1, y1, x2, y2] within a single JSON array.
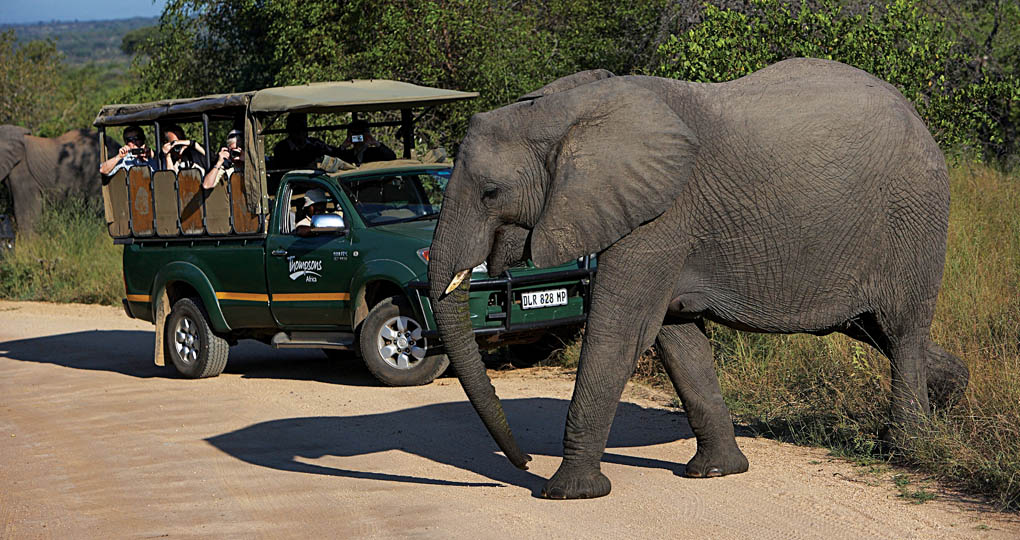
[[0, 30, 62, 133], [134, 0, 670, 152], [653, 0, 1020, 163], [0, 198, 122, 305], [1, 28, 137, 137], [121, 25, 157, 56]]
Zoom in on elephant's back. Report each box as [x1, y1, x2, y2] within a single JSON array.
[[657, 60, 949, 329]]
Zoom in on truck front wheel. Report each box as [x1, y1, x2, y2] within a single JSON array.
[[359, 296, 448, 386], [165, 297, 229, 378]]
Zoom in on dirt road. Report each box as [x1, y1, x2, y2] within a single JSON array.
[[1, 300, 1017, 539]]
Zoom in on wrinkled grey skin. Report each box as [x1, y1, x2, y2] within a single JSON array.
[[428, 58, 969, 500], [0, 126, 118, 233]]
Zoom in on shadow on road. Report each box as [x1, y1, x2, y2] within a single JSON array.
[[206, 397, 695, 496], [0, 330, 392, 385], [0, 330, 165, 378]]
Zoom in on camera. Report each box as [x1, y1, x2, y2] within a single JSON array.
[[168, 143, 186, 161], [351, 134, 364, 143], [130, 147, 148, 158], [222, 148, 242, 168]]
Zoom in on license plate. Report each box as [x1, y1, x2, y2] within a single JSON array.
[[520, 288, 568, 310]]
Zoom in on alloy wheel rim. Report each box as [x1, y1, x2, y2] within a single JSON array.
[[376, 315, 427, 370], [173, 315, 200, 365]]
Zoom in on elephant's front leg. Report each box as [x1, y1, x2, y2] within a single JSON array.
[[542, 244, 677, 499]]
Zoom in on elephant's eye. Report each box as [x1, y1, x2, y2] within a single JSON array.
[[481, 186, 500, 201]]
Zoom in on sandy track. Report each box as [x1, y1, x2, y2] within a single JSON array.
[[1, 300, 1017, 539]]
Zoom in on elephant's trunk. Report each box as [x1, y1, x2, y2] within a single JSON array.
[[429, 272, 531, 470]]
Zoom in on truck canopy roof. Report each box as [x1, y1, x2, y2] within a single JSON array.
[[93, 80, 478, 127]]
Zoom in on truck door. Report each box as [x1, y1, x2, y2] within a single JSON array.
[[266, 180, 354, 328]]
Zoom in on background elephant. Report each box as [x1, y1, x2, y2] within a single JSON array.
[[427, 58, 970, 499], [0, 125, 119, 233]]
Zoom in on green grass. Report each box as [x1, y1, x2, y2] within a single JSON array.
[[548, 163, 1020, 511], [0, 199, 122, 305]]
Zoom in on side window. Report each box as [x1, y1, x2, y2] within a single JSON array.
[[279, 182, 343, 235]]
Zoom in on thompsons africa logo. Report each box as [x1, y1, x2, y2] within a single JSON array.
[[288, 257, 323, 282]]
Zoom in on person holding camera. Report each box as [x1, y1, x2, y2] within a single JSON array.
[[99, 125, 158, 176], [202, 130, 244, 189], [162, 124, 206, 174], [339, 119, 396, 165]]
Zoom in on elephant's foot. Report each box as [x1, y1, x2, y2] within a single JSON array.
[[541, 463, 612, 499], [685, 444, 749, 478]]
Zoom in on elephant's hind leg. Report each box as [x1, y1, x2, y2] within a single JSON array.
[[924, 338, 968, 409], [657, 322, 748, 478]]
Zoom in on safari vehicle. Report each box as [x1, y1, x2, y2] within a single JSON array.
[[96, 81, 594, 386]]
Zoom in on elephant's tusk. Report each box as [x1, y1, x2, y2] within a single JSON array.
[[445, 269, 471, 295]]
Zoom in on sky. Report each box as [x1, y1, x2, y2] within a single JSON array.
[[0, 0, 165, 25]]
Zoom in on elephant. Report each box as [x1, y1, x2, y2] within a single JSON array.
[[0, 125, 119, 233], [426, 58, 970, 499]]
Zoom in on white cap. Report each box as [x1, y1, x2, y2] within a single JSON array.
[[303, 188, 327, 208]]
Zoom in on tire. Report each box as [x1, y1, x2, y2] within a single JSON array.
[[164, 297, 229, 378], [359, 296, 448, 386]]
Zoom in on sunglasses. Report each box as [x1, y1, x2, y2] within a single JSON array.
[[125, 135, 145, 144]]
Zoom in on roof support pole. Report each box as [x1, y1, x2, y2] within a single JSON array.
[[202, 113, 212, 170], [401, 109, 413, 159], [153, 121, 162, 170]]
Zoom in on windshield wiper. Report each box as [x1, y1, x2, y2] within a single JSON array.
[[402, 212, 439, 223]]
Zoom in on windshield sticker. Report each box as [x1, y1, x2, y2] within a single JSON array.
[[288, 256, 322, 283]]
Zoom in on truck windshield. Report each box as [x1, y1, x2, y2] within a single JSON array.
[[342, 169, 450, 226]]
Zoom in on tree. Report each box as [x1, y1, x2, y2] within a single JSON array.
[[0, 31, 62, 133], [653, 0, 1019, 163]]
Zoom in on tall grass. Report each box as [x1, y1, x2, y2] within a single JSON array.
[[0, 199, 122, 305], [551, 163, 1020, 510]]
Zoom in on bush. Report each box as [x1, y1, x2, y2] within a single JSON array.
[[0, 199, 122, 305], [653, 0, 1020, 164]]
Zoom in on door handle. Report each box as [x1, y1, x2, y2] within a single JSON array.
[[271, 249, 287, 257]]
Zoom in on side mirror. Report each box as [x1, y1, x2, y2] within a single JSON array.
[[309, 214, 346, 235]]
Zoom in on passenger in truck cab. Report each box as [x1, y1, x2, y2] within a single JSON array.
[[162, 124, 206, 174], [99, 125, 158, 176], [202, 130, 244, 189], [293, 188, 342, 237]]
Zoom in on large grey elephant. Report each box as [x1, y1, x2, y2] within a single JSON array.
[[0, 125, 118, 233], [427, 58, 970, 499]]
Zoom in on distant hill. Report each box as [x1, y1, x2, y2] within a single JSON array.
[[1, 17, 158, 66]]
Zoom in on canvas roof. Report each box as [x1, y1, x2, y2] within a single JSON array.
[[94, 81, 478, 127]]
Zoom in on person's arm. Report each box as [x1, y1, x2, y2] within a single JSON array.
[[99, 146, 129, 175], [202, 147, 231, 188]]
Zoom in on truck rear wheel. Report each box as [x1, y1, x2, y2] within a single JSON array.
[[359, 296, 448, 386], [165, 297, 229, 378]]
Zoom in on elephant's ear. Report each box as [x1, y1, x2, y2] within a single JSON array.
[[529, 79, 699, 268], [0, 125, 30, 179], [518, 69, 615, 102]]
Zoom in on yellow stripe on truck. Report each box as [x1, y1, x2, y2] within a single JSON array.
[[216, 292, 270, 302], [126, 294, 150, 302], [272, 293, 349, 302], [213, 292, 348, 302]]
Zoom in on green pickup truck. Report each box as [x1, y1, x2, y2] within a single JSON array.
[[96, 81, 593, 386]]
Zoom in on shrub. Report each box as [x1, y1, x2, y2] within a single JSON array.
[[0, 199, 122, 305], [653, 0, 1020, 163]]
